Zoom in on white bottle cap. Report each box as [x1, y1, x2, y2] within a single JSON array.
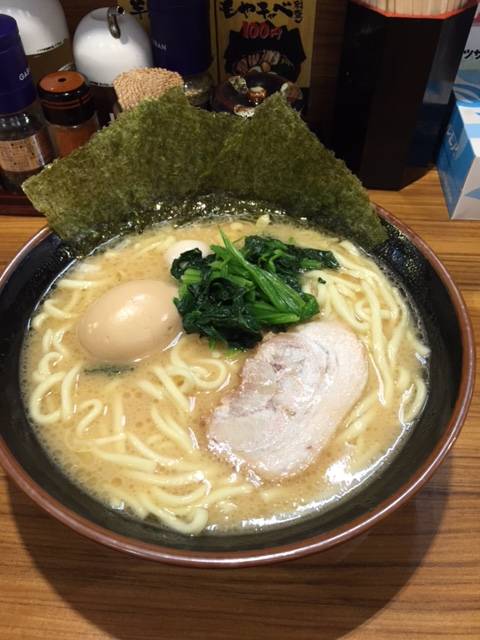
[[73, 8, 153, 87]]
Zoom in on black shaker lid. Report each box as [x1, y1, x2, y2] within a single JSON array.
[[38, 71, 96, 126]]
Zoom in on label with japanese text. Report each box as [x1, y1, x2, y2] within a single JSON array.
[[215, 0, 317, 89], [0, 130, 53, 173]]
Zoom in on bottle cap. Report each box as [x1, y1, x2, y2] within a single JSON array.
[[38, 71, 96, 126], [0, 15, 36, 114], [148, 0, 212, 76]]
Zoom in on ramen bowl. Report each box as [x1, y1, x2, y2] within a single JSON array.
[[0, 207, 474, 567]]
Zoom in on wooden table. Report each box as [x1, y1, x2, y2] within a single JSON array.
[[0, 170, 479, 639]]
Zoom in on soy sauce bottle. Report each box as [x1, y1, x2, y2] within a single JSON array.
[[0, 15, 54, 193]]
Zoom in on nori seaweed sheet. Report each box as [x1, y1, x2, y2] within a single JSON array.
[[23, 89, 387, 252]]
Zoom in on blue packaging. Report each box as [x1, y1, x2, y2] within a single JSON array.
[[0, 14, 36, 114], [148, 0, 212, 76]]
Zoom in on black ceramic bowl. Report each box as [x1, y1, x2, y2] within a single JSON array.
[[0, 208, 474, 567]]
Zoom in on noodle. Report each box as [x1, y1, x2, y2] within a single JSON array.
[[22, 218, 429, 535]]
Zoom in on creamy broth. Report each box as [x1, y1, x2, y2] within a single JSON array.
[[21, 217, 429, 534]]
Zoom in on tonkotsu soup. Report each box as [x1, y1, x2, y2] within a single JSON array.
[[21, 216, 429, 535]]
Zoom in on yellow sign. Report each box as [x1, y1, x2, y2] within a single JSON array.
[[213, 0, 317, 88]]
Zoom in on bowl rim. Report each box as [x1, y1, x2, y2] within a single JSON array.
[[0, 207, 475, 568]]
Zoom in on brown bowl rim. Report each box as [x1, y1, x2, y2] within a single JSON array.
[[0, 207, 475, 568]]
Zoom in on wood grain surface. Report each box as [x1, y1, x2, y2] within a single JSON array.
[[0, 170, 479, 639]]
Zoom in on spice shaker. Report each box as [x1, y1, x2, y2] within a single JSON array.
[[0, 15, 55, 193], [148, 0, 213, 108], [38, 71, 99, 158], [73, 6, 153, 125], [0, 0, 73, 84]]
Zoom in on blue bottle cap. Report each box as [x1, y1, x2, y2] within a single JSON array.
[[148, 0, 212, 76], [0, 14, 36, 115]]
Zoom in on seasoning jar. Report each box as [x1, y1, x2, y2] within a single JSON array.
[[38, 71, 99, 158], [148, 0, 213, 108], [0, 15, 55, 193]]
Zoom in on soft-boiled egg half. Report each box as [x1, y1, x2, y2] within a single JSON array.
[[165, 240, 211, 268], [77, 280, 181, 364]]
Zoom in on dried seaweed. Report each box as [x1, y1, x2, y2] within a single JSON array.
[[205, 93, 385, 248], [23, 89, 239, 246], [23, 89, 387, 253]]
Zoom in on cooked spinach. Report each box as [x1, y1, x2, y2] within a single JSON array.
[[242, 235, 339, 292], [171, 232, 339, 349]]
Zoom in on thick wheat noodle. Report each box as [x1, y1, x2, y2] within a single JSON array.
[[92, 449, 157, 473], [136, 492, 208, 535], [134, 235, 175, 256], [164, 365, 196, 393], [23, 222, 431, 537], [74, 399, 104, 436], [32, 351, 62, 383], [111, 392, 126, 453], [327, 283, 369, 333], [335, 245, 398, 311], [387, 289, 409, 367], [170, 483, 253, 515], [397, 367, 411, 394], [406, 330, 431, 358], [52, 325, 71, 357], [42, 329, 54, 353], [150, 407, 194, 453], [339, 239, 361, 256], [152, 366, 191, 412], [61, 363, 82, 421], [126, 432, 199, 470], [32, 312, 48, 330], [324, 272, 362, 293], [137, 379, 165, 402], [403, 378, 428, 424], [123, 469, 205, 486], [106, 485, 148, 519], [43, 299, 74, 320], [67, 432, 127, 453], [354, 300, 391, 321], [363, 281, 393, 405], [166, 356, 229, 391], [151, 485, 208, 507], [342, 407, 378, 442], [345, 391, 378, 425], [194, 359, 229, 389], [200, 484, 253, 507], [57, 278, 110, 290], [29, 371, 65, 425]]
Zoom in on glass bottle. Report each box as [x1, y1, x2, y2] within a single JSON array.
[[0, 15, 54, 193], [39, 71, 99, 158]]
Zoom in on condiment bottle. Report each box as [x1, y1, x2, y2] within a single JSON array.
[[73, 6, 153, 126], [0, 0, 74, 84], [0, 15, 55, 193], [148, 0, 213, 108], [38, 71, 99, 158]]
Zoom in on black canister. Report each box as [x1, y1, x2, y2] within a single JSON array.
[[148, 0, 213, 107], [149, 0, 211, 74]]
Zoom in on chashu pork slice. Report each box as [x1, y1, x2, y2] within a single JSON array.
[[208, 320, 368, 479]]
